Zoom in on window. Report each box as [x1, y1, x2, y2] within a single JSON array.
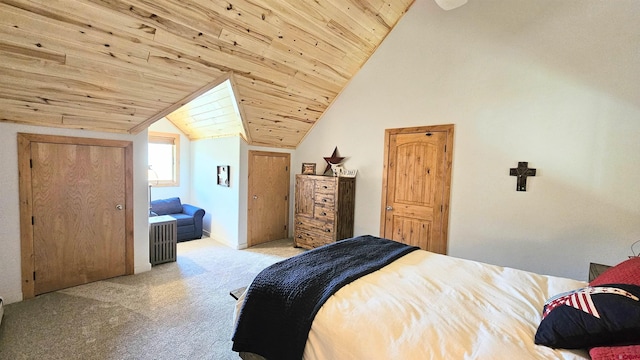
[[148, 132, 180, 187]]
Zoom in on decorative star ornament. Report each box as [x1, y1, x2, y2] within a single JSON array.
[[323, 147, 345, 175]]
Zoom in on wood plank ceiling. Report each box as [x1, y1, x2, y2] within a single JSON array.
[[0, 0, 415, 148]]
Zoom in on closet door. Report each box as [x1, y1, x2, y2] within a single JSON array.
[[31, 142, 126, 294], [247, 151, 290, 247], [19, 133, 133, 298]]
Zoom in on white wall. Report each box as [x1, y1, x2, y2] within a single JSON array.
[[0, 123, 150, 304], [293, 0, 640, 280], [148, 118, 191, 202], [191, 136, 242, 247]]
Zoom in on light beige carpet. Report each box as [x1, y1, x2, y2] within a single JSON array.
[[0, 238, 304, 360]]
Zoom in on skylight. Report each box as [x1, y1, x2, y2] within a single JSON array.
[[165, 77, 247, 141]]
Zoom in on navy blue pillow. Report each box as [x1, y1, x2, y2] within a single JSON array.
[[150, 197, 183, 216], [535, 284, 640, 349]]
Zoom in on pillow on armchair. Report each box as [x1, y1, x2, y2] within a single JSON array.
[[150, 197, 184, 216]]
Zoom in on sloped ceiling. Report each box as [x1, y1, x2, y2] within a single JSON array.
[[0, 0, 415, 148]]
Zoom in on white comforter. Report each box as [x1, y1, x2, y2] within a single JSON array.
[[238, 250, 590, 360], [308, 250, 589, 360]]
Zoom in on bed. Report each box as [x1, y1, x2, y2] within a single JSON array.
[[232, 236, 640, 360]]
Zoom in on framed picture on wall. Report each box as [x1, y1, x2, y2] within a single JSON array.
[[302, 163, 316, 175], [217, 165, 230, 186]]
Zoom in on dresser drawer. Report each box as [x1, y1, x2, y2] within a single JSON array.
[[294, 215, 334, 234], [314, 178, 336, 194], [313, 205, 335, 221], [294, 229, 334, 249], [314, 193, 335, 208]]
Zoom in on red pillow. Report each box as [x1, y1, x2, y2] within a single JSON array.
[[590, 345, 640, 360], [589, 257, 640, 359], [590, 257, 640, 287]]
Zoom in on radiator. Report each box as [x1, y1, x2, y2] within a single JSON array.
[[149, 216, 177, 265]]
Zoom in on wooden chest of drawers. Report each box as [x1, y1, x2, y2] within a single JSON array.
[[294, 174, 356, 249]]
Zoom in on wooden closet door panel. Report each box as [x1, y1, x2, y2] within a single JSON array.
[[31, 142, 126, 294], [247, 151, 290, 247]]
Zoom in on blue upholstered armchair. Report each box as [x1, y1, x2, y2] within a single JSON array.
[[150, 197, 205, 242]]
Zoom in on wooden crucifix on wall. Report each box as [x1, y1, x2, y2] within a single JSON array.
[[509, 162, 536, 191]]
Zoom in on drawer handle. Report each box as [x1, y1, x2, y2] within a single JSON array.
[[320, 212, 326, 216], [325, 229, 331, 232], [297, 235, 302, 238], [297, 222, 302, 225], [323, 185, 328, 189], [323, 199, 327, 202]]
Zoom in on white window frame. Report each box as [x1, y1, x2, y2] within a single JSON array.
[[148, 131, 180, 187]]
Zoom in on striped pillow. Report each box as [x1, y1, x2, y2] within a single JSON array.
[[534, 284, 640, 349]]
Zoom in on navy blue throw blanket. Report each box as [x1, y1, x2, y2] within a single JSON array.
[[232, 235, 419, 360]]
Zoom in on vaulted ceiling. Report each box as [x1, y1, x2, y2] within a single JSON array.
[[0, 0, 415, 148]]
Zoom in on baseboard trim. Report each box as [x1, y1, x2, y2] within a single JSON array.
[[1, 291, 24, 305], [135, 263, 152, 274]]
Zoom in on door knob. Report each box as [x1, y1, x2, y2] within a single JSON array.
[[253, 195, 258, 199], [116, 204, 124, 210], [386, 206, 393, 211]]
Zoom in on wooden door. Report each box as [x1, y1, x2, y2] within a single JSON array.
[[18, 134, 134, 298], [247, 151, 290, 247], [380, 125, 454, 254]]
